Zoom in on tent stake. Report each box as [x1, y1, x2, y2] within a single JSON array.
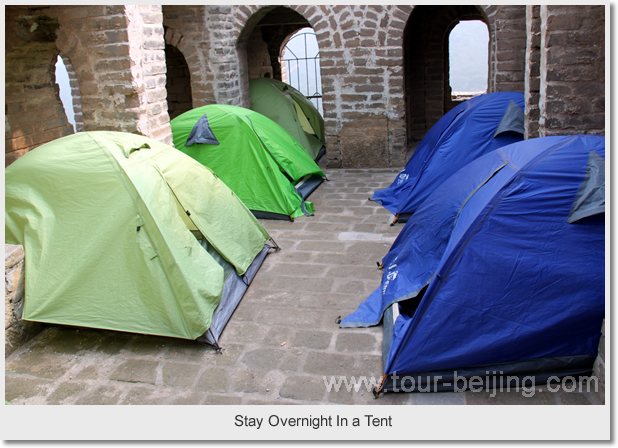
[[373, 374, 387, 398]]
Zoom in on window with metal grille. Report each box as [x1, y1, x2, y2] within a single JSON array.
[[281, 28, 323, 115]]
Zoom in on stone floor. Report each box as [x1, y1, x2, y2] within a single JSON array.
[[4, 168, 603, 405]]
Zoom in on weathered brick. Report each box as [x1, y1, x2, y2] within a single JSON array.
[[342, 30, 358, 40]]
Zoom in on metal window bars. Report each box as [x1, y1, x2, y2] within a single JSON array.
[[282, 29, 323, 115]]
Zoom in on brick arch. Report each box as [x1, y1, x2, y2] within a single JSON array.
[[161, 7, 217, 107], [52, 5, 174, 141], [235, 5, 277, 48], [235, 6, 329, 108], [235, 5, 331, 73], [53, 14, 134, 133], [5, 7, 75, 166], [235, 5, 328, 49]]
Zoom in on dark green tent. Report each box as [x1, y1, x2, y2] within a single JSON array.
[[250, 78, 326, 161], [171, 104, 326, 221]]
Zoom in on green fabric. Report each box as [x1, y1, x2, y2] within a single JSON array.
[[171, 104, 324, 219], [5, 131, 270, 340], [249, 78, 325, 160]]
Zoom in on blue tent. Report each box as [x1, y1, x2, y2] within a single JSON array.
[[372, 92, 525, 223], [343, 135, 605, 393]]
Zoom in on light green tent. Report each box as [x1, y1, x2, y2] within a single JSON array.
[[5, 131, 273, 346], [250, 77, 326, 161], [171, 104, 326, 221]]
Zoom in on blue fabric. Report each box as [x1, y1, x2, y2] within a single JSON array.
[[372, 92, 525, 216], [346, 135, 605, 377], [493, 100, 525, 137], [340, 149, 516, 328], [568, 151, 605, 223], [186, 114, 220, 146]]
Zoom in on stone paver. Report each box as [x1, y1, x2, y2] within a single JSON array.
[[4, 168, 603, 406]]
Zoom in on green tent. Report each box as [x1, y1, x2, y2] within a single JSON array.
[[250, 77, 326, 161], [5, 131, 273, 346], [171, 104, 326, 221]]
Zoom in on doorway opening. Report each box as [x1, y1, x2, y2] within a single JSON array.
[[165, 42, 193, 120], [403, 6, 489, 156], [448, 20, 489, 105]]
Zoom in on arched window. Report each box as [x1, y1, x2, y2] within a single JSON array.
[[281, 28, 322, 115], [448, 20, 489, 100]]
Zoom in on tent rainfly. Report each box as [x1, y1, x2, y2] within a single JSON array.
[[250, 77, 326, 161], [5, 131, 275, 347], [171, 104, 326, 221], [372, 91, 526, 224], [342, 135, 605, 395]]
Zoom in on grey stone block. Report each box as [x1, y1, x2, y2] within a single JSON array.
[[96, 332, 134, 355], [109, 359, 158, 385], [159, 337, 211, 362], [195, 366, 231, 393], [75, 385, 123, 405], [37, 327, 101, 355], [6, 348, 76, 380], [279, 376, 326, 401], [123, 335, 169, 356], [206, 344, 244, 366], [74, 365, 99, 380], [46, 382, 88, 405], [303, 351, 357, 377], [335, 332, 378, 353], [240, 348, 283, 372], [229, 367, 263, 394], [5, 376, 52, 402], [293, 331, 333, 350], [121, 386, 167, 405], [162, 362, 201, 388]]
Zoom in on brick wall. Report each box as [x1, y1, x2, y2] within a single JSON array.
[[124, 5, 172, 144], [5, 5, 174, 166], [5, 7, 74, 166], [310, 5, 409, 168], [524, 6, 541, 139], [207, 5, 245, 106], [53, 5, 172, 143], [486, 5, 526, 93], [162, 6, 216, 107], [247, 28, 273, 79], [538, 5, 605, 136], [159, 5, 529, 167], [6, 5, 605, 168], [166, 4, 413, 167]]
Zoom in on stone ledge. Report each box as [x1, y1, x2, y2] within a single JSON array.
[[5, 244, 24, 269], [5, 244, 44, 357]]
